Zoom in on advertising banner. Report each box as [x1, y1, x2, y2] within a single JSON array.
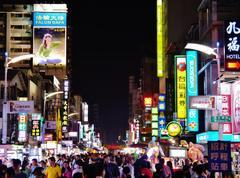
[[31, 113, 41, 136], [33, 11, 67, 68], [186, 50, 199, 131], [220, 82, 232, 117], [158, 94, 166, 136], [189, 96, 220, 110], [208, 141, 231, 172], [7, 101, 34, 114], [62, 79, 69, 133], [175, 56, 187, 119], [232, 80, 240, 134], [157, 0, 163, 77], [18, 113, 27, 142], [224, 21, 240, 71]]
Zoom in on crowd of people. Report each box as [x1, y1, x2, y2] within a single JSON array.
[[0, 153, 222, 178]]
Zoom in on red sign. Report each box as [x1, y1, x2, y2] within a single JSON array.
[[223, 123, 232, 134], [144, 97, 152, 107], [222, 95, 231, 116]]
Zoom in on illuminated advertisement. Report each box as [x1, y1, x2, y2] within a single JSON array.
[[7, 101, 34, 114], [175, 56, 187, 119], [232, 80, 240, 134], [18, 113, 27, 142], [224, 21, 240, 71], [33, 10, 67, 68], [62, 79, 69, 133], [157, 0, 163, 77], [158, 94, 166, 137], [144, 97, 152, 107], [220, 82, 232, 117], [152, 106, 158, 137], [31, 113, 41, 137], [186, 51, 199, 131], [189, 96, 218, 110], [166, 121, 182, 137]]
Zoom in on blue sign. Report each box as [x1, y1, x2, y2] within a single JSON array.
[[33, 12, 67, 27], [186, 50, 199, 131], [196, 131, 240, 143], [158, 94, 166, 137], [208, 141, 231, 172]]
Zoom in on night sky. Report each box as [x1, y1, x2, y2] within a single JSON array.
[[69, 1, 156, 143]]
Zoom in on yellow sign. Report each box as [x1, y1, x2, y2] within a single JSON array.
[[157, 0, 163, 77], [166, 121, 182, 137], [176, 56, 187, 118]]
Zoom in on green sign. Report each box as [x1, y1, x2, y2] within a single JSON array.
[[211, 116, 231, 123]]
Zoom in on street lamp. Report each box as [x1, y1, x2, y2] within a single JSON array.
[[185, 43, 223, 140], [42, 91, 63, 143], [2, 53, 35, 144]]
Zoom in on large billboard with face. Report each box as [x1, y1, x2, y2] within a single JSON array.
[[33, 10, 67, 68], [186, 51, 199, 131]]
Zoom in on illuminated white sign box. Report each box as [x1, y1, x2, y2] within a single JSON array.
[[169, 147, 187, 158], [189, 96, 222, 110]]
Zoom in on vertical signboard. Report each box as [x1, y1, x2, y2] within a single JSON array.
[[175, 56, 187, 119], [31, 113, 41, 136], [224, 21, 240, 71], [232, 80, 240, 134], [33, 5, 67, 69], [220, 82, 232, 117], [152, 107, 159, 136], [157, 0, 163, 77], [186, 51, 199, 131], [62, 79, 69, 133], [208, 141, 231, 172], [18, 113, 27, 142], [158, 94, 166, 137]]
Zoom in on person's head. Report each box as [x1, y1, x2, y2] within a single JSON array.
[[13, 159, 21, 170], [167, 160, 173, 169], [155, 163, 163, 172], [32, 158, 38, 166], [40, 160, 46, 167], [48, 157, 56, 166], [195, 164, 205, 176], [123, 166, 130, 175], [63, 161, 69, 168], [159, 158, 165, 165], [42, 33, 52, 48]]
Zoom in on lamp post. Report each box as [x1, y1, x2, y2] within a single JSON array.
[[185, 43, 221, 136], [42, 91, 63, 143], [2, 53, 35, 144]]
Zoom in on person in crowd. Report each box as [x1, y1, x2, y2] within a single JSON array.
[[40, 160, 47, 174], [30, 158, 39, 178], [153, 163, 165, 178], [33, 167, 45, 178], [45, 157, 62, 178], [134, 155, 151, 178], [195, 164, 207, 178], [72, 161, 83, 178], [62, 161, 72, 178], [123, 166, 131, 178], [158, 158, 171, 178], [166, 161, 173, 178], [0, 159, 7, 178], [104, 155, 120, 178], [6, 159, 27, 178]]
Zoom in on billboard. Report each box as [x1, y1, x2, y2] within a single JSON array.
[[189, 96, 219, 110], [7, 101, 34, 113], [18, 113, 28, 142], [33, 11, 67, 68], [31, 113, 41, 137], [175, 56, 187, 119], [157, 0, 163, 77], [224, 21, 240, 71], [232, 80, 240, 134], [186, 51, 199, 131]]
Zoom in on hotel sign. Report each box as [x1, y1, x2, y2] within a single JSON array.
[[224, 21, 240, 71]]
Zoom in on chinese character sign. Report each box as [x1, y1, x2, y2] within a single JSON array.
[[175, 56, 187, 119], [232, 80, 240, 134], [208, 141, 231, 172], [62, 79, 69, 133], [31, 113, 41, 136], [33, 12, 67, 68], [186, 50, 199, 131], [18, 113, 27, 142], [224, 21, 240, 71]]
